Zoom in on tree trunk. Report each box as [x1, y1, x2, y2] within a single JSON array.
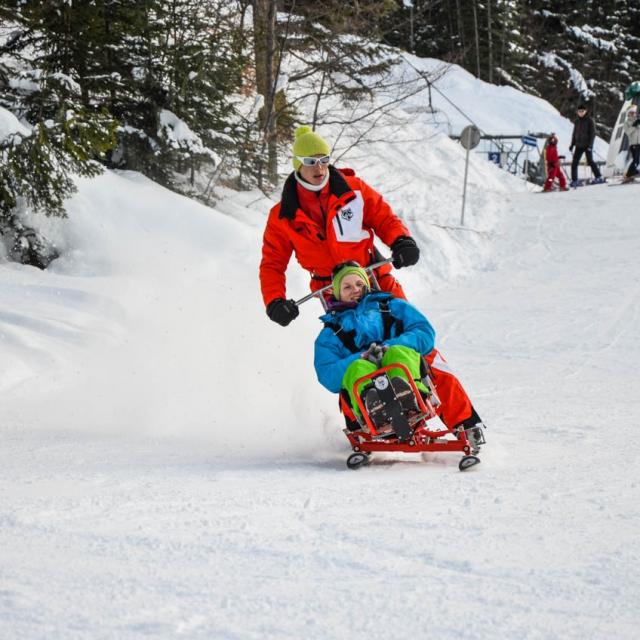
[[472, 1, 481, 79], [409, 3, 414, 54], [500, 2, 507, 75], [252, 0, 278, 187], [454, 0, 466, 64], [487, 0, 493, 83]]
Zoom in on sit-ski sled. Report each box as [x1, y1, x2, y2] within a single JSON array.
[[295, 258, 485, 472], [343, 362, 484, 472]]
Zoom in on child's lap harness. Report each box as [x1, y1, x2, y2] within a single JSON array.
[[323, 300, 404, 353]]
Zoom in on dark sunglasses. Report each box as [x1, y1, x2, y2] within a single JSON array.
[[296, 155, 331, 167]]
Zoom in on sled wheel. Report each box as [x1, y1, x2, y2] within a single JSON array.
[[459, 455, 481, 472], [347, 452, 370, 470]]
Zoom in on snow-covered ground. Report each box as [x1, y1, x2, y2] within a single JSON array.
[[2, 58, 639, 639]]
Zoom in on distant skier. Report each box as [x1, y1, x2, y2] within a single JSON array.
[[569, 104, 603, 187], [542, 134, 568, 192], [622, 105, 640, 182], [259, 126, 419, 327]]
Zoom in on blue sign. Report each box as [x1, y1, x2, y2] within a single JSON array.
[[488, 152, 501, 164], [522, 135, 537, 147]]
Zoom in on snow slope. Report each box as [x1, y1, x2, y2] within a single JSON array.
[[2, 58, 639, 638]]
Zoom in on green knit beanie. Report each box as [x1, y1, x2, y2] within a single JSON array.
[[292, 125, 330, 170], [332, 264, 370, 301]]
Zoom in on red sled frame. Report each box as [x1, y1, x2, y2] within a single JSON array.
[[345, 363, 480, 471]]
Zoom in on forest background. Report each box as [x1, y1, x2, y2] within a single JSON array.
[[1, 0, 638, 262]]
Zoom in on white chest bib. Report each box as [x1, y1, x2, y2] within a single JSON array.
[[332, 191, 369, 242]]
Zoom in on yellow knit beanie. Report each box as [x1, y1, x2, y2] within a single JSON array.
[[292, 125, 330, 170]]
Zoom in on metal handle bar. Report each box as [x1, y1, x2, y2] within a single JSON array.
[[294, 258, 393, 306]]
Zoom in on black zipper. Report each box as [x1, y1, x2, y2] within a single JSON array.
[[320, 200, 342, 237]]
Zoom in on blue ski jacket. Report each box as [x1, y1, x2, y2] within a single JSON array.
[[314, 291, 436, 393]]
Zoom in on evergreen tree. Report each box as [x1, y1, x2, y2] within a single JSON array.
[[383, 1, 524, 85], [380, 0, 640, 136], [139, 0, 245, 192], [1, 1, 246, 208], [0, 1, 117, 221], [514, 0, 640, 134]]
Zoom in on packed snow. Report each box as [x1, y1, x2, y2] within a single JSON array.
[[1, 58, 639, 639]]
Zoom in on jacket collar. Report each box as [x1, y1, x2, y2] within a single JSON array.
[[320, 291, 392, 322], [279, 165, 354, 220]]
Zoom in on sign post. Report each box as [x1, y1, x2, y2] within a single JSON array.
[[459, 125, 481, 226], [521, 135, 537, 181]]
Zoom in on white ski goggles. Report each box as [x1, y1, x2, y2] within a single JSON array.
[[295, 155, 331, 167]]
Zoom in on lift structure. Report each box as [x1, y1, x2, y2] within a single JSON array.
[[449, 131, 552, 184]]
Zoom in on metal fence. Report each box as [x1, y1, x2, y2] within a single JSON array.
[[450, 133, 606, 185]]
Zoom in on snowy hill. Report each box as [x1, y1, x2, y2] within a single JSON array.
[[397, 54, 609, 159], [2, 57, 639, 639]]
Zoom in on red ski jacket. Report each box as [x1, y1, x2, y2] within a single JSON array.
[[544, 142, 560, 168], [259, 166, 411, 306]]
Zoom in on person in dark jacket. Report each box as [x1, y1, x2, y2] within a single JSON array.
[[570, 104, 603, 186], [314, 262, 484, 442]]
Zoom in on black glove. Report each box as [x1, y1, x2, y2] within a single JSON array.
[[633, 118, 640, 127], [569, 145, 574, 152], [391, 236, 420, 269], [266, 298, 299, 327]]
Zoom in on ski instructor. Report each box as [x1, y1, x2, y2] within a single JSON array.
[[260, 125, 420, 326]]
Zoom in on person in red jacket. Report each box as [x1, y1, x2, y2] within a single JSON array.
[[260, 126, 419, 327], [260, 127, 487, 438], [543, 134, 569, 192]]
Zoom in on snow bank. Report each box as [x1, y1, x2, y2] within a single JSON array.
[[2, 170, 330, 459]]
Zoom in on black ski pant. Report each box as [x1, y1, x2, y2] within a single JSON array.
[[626, 145, 640, 178], [571, 147, 601, 181]]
